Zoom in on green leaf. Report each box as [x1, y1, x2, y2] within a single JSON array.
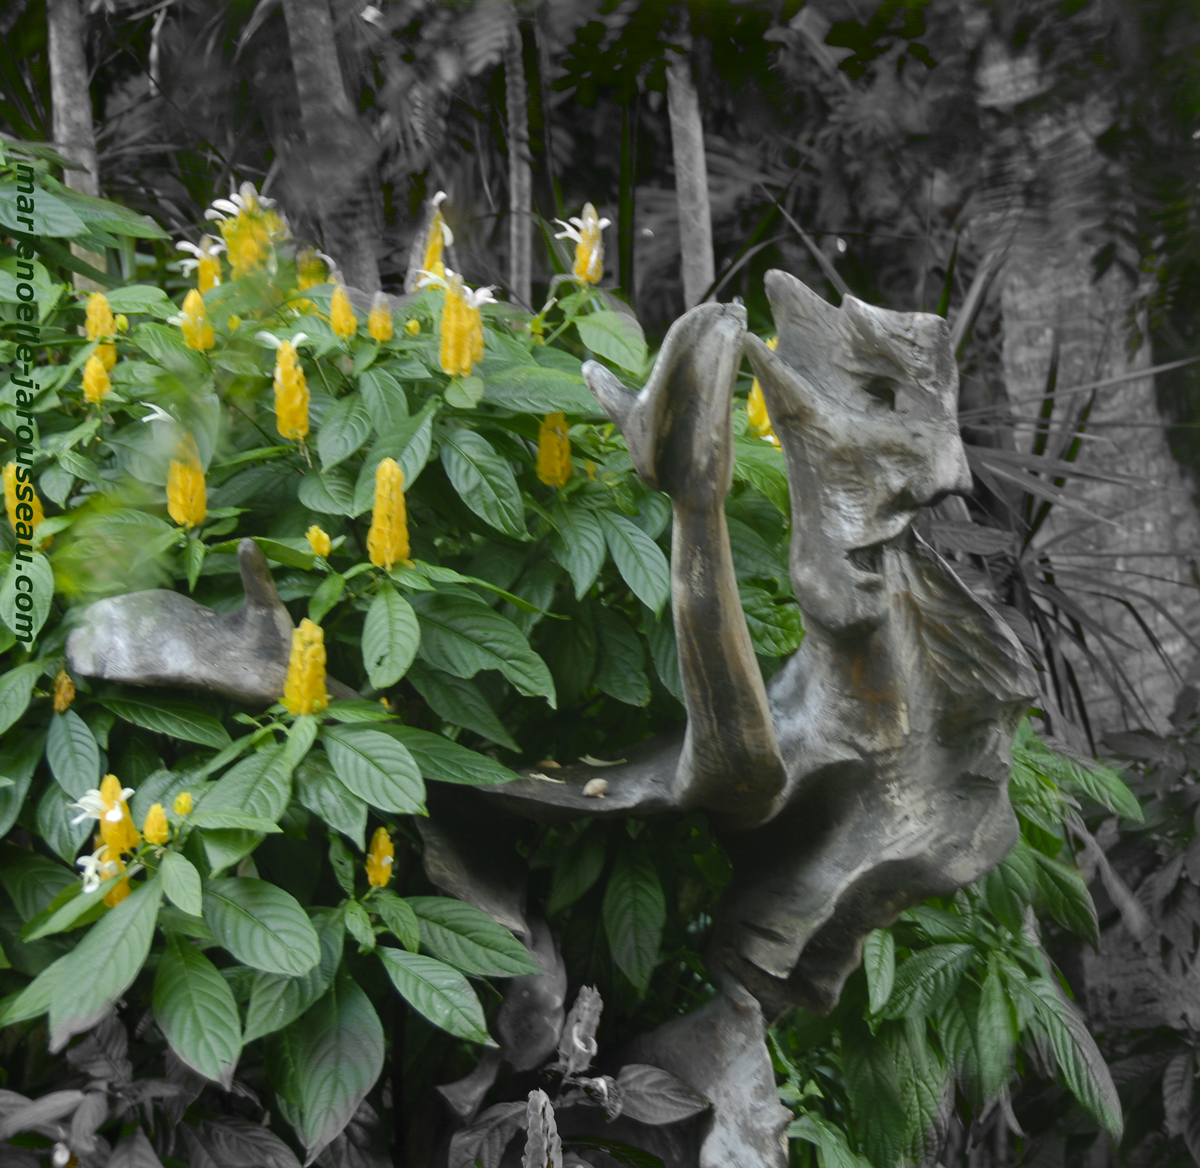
[[407, 896, 538, 977], [548, 830, 606, 917], [361, 583, 420, 689], [20, 872, 111, 941], [593, 606, 650, 707], [294, 752, 367, 850], [104, 283, 177, 319], [308, 572, 346, 624], [192, 810, 282, 832], [842, 1020, 908, 1168], [0, 730, 46, 836], [1032, 850, 1099, 946], [376, 946, 494, 1045], [160, 851, 204, 917], [0, 183, 86, 236], [154, 931, 242, 1087], [602, 849, 665, 995], [36, 782, 92, 863], [974, 955, 1016, 1100], [445, 374, 485, 409], [197, 743, 292, 823], [298, 466, 357, 517], [322, 726, 425, 815], [46, 709, 101, 799], [373, 890, 419, 952], [482, 363, 600, 416], [344, 901, 376, 951], [411, 590, 556, 706], [377, 725, 520, 786], [251, 537, 315, 570], [439, 428, 529, 540], [863, 929, 896, 1015], [185, 536, 206, 591], [0, 845, 74, 921], [1021, 977, 1123, 1137], [738, 584, 805, 658], [243, 909, 345, 1044], [576, 309, 648, 374], [882, 943, 974, 1019], [788, 1112, 873, 1168], [290, 969, 385, 1163], [0, 661, 43, 736], [101, 694, 232, 748], [317, 394, 372, 470], [201, 828, 264, 876], [600, 512, 670, 615], [643, 607, 683, 703], [358, 368, 408, 433], [203, 877, 321, 977], [0, 552, 54, 642], [406, 661, 519, 750], [551, 502, 607, 600], [47, 874, 162, 1051], [353, 403, 437, 515], [733, 437, 790, 515]]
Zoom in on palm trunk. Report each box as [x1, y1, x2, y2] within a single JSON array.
[[504, 30, 532, 311], [46, 0, 105, 289], [666, 51, 714, 311], [280, 0, 381, 293]]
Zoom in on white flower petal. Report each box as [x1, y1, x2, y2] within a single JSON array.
[[105, 807, 124, 823], [432, 190, 448, 207]]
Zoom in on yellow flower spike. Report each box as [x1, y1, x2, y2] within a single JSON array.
[[81, 355, 110, 404], [331, 284, 358, 340], [180, 289, 215, 351], [366, 826, 394, 888], [404, 318, 421, 336], [4, 461, 45, 534], [227, 315, 241, 332], [208, 183, 290, 278], [166, 434, 207, 530], [555, 203, 611, 285], [273, 340, 310, 441], [422, 193, 451, 275], [85, 292, 115, 342], [198, 251, 221, 294], [103, 854, 131, 908], [747, 336, 779, 445], [306, 525, 331, 558], [366, 457, 409, 572], [97, 342, 117, 373], [115, 314, 129, 333], [368, 292, 394, 343], [438, 272, 486, 378], [53, 671, 75, 713], [296, 247, 326, 291], [536, 413, 572, 489], [143, 803, 169, 847], [174, 791, 193, 817], [281, 617, 329, 716], [98, 774, 141, 856]]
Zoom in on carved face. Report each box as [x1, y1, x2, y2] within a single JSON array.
[[746, 271, 972, 633]]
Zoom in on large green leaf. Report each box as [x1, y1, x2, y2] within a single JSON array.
[[0, 552, 53, 642], [45, 710, 100, 799], [196, 743, 292, 823], [602, 849, 665, 995], [482, 362, 599, 415], [377, 725, 520, 787], [733, 437, 790, 515], [974, 955, 1016, 1100], [547, 831, 606, 917], [317, 394, 372, 470], [153, 931, 242, 1087], [47, 874, 162, 1051], [160, 852, 204, 918], [411, 590, 556, 705], [593, 606, 650, 707], [407, 897, 538, 977], [322, 727, 425, 815], [243, 909, 345, 1044], [600, 512, 670, 615], [406, 662, 518, 750], [0, 845, 74, 921], [738, 584, 805, 657], [376, 946, 493, 1045], [298, 466, 357, 517], [358, 368, 409, 432], [0, 730, 46, 836], [101, 694, 231, 748], [842, 1020, 908, 1168], [361, 583, 420, 690], [203, 878, 321, 977], [1031, 851, 1099, 945], [104, 283, 177, 319], [551, 502, 607, 600], [882, 943, 974, 1019], [352, 402, 437, 515], [0, 662, 43, 737], [0, 183, 86, 236], [576, 309, 648, 374], [863, 929, 896, 1015], [37, 783, 92, 863], [290, 969, 385, 1164], [294, 752, 367, 850], [439, 428, 529, 540]]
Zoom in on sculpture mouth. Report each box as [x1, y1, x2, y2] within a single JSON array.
[[845, 541, 887, 586]]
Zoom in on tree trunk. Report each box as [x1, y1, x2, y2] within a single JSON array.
[[280, 0, 381, 293], [504, 29, 532, 310], [981, 48, 1200, 736], [46, 0, 105, 289], [666, 51, 714, 311]]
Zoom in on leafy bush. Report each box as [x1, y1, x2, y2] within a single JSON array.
[[0, 141, 1141, 1168]]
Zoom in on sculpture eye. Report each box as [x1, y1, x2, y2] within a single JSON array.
[[861, 376, 896, 410]]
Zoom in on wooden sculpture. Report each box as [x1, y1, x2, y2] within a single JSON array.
[[65, 272, 1035, 1168]]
